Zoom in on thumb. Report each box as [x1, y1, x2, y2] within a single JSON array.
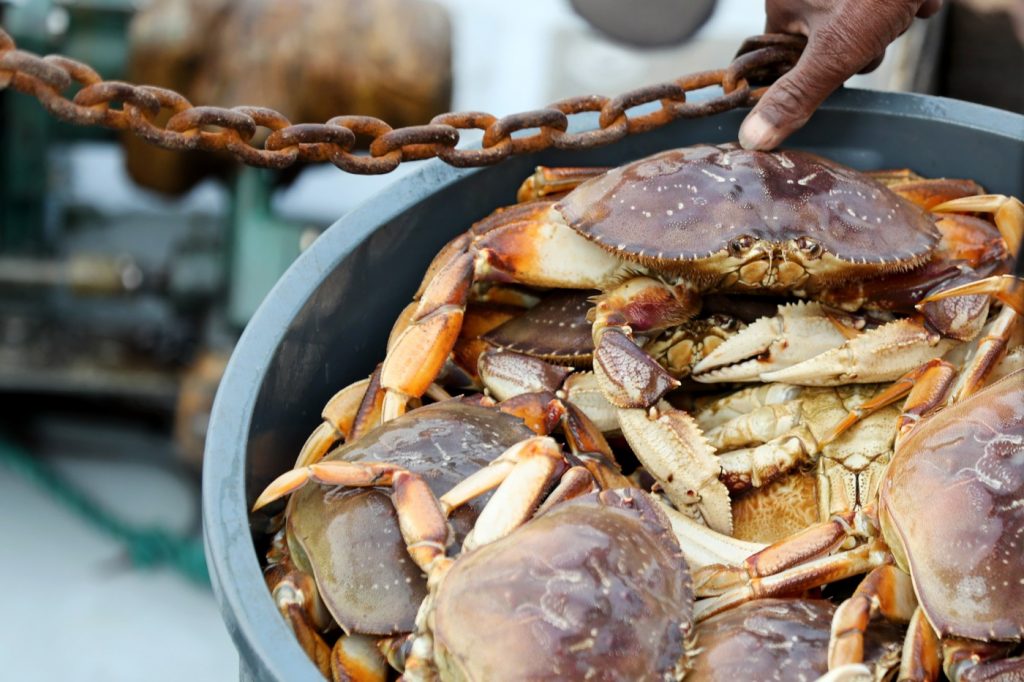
[[738, 38, 860, 150]]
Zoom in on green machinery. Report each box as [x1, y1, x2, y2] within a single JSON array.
[[1, 0, 306, 412]]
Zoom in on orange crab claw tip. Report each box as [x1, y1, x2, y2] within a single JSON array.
[[252, 467, 311, 511], [920, 275, 1024, 315], [931, 194, 1007, 215]]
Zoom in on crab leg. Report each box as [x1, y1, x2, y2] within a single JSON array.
[[381, 252, 474, 421], [433, 437, 565, 516], [828, 565, 919, 670], [561, 400, 633, 490], [821, 359, 957, 445], [477, 350, 633, 490], [656, 500, 767, 570], [492, 391, 563, 435], [829, 574, 943, 682], [950, 302, 1024, 403], [933, 194, 1023, 255], [270, 569, 334, 678], [331, 634, 388, 682], [694, 540, 889, 622], [256, 437, 568, 571], [922, 274, 1024, 315], [477, 350, 622, 435], [294, 374, 376, 468], [516, 166, 609, 202], [448, 302, 523, 386], [461, 437, 567, 550], [693, 509, 863, 596], [942, 640, 1024, 682], [884, 177, 983, 210], [381, 204, 632, 420], [823, 287, 1023, 442], [898, 609, 943, 682], [533, 466, 597, 516]]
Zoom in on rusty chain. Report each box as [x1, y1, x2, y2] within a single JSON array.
[[0, 27, 805, 175]]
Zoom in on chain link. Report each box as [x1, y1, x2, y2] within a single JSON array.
[[0, 26, 804, 175]]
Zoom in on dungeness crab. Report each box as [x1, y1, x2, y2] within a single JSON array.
[[693, 364, 1024, 680], [369, 143, 1020, 532]]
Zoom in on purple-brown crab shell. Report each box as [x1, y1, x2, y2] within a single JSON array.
[[286, 401, 534, 635], [431, 489, 693, 681], [686, 598, 904, 682], [482, 289, 596, 365], [555, 143, 939, 279], [880, 368, 1024, 641]]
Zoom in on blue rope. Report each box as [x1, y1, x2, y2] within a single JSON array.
[[0, 435, 210, 587]]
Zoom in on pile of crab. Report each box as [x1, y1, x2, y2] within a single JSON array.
[[251, 143, 1024, 682]]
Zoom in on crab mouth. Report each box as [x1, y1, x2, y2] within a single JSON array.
[[715, 245, 813, 291]]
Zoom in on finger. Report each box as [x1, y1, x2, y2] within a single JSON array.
[[738, 38, 859, 150], [764, 8, 807, 36], [857, 51, 886, 75]]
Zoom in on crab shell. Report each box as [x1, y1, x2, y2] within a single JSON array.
[[555, 143, 939, 290], [286, 401, 534, 635], [482, 289, 596, 365], [430, 489, 694, 681], [686, 599, 903, 681], [879, 368, 1024, 641]]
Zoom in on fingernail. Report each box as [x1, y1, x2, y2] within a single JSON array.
[[738, 113, 778, 151]]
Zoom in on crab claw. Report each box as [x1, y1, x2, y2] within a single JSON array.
[[252, 461, 402, 511], [616, 402, 732, 535], [816, 664, 874, 682], [933, 194, 1023, 255], [477, 348, 572, 402], [692, 302, 855, 383], [761, 319, 958, 386], [920, 274, 1024, 316], [594, 329, 680, 408]]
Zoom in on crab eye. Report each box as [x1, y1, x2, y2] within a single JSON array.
[[796, 236, 823, 259], [729, 235, 754, 256]]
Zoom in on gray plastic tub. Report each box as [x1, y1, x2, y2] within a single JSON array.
[[202, 88, 1024, 681]]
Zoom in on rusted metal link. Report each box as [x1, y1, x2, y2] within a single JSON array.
[[483, 109, 569, 155], [0, 25, 804, 174], [725, 43, 803, 93]]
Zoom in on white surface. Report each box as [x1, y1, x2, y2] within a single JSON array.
[[0, 452, 237, 682]]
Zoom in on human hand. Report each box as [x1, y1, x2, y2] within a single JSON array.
[[739, 0, 943, 150]]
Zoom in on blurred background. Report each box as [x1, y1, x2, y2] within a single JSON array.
[[0, 0, 1021, 679]]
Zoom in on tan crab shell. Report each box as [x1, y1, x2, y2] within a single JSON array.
[[555, 143, 939, 287], [687, 598, 903, 681], [287, 401, 534, 635], [432, 489, 694, 681], [880, 368, 1024, 641], [482, 289, 595, 365]]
